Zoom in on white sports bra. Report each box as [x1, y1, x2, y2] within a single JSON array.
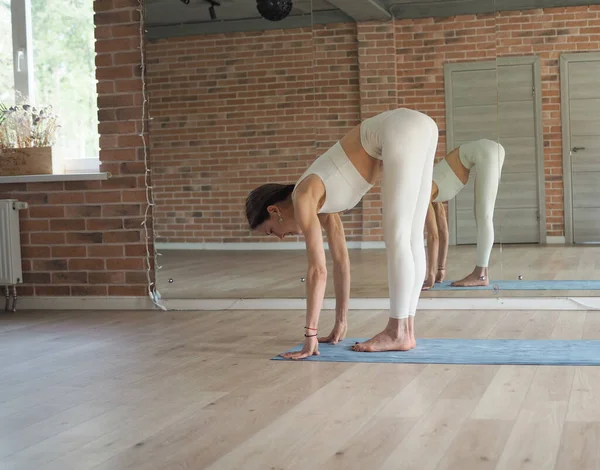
[[432, 158, 466, 203], [433, 139, 505, 202], [292, 141, 373, 214]]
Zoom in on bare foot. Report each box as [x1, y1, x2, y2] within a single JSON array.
[[318, 322, 347, 344], [422, 274, 435, 291], [436, 268, 446, 283], [351, 318, 416, 353], [451, 271, 489, 287], [352, 330, 414, 352]]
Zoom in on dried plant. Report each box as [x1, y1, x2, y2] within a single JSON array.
[[0, 103, 60, 149]]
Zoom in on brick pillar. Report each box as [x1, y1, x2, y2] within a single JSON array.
[[94, 0, 154, 295], [313, 23, 363, 241], [357, 21, 397, 242]]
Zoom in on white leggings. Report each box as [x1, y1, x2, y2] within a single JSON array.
[[380, 109, 439, 319], [469, 141, 505, 267]]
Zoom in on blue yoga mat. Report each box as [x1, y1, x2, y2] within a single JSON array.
[[273, 338, 600, 365], [429, 280, 600, 290]]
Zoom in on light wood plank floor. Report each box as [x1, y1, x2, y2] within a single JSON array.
[[2, 308, 600, 469], [157, 244, 600, 298]]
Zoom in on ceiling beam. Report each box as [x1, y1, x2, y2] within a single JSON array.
[[388, 0, 600, 19], [326, 0, 391, 21], [496, 0, 600, 12], [389, 0, 494, 19], [292, 0, 312, 14], [145, 9, 354, 40]]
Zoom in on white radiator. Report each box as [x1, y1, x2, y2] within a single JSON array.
[[0, 199, 27, 286]]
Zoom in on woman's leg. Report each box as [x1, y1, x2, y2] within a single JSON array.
[[475, 144, 505, 266], [409, 133, 438, 305], [353, 110, 438, 352], [452, 142, 505, 287]]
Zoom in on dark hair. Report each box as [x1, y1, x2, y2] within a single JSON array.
[[245, 183, 295, 230]]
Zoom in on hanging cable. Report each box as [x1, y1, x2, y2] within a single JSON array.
[[138, 0, 167, 310]]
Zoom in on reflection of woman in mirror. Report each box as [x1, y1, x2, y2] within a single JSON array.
[[245, 108, 438, 358], [423, 139, 505, 290]]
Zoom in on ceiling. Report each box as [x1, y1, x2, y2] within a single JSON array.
[[144, 0, 333, 25], [144, 0, 600, 39]]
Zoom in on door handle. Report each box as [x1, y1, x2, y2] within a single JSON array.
[[16, 49, 25, 72], [572, 147, 586, 152]]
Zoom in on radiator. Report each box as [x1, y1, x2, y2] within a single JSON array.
[[0, 199, 28, 287]]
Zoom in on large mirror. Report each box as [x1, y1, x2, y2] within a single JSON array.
[[146, 0, 600, 303]]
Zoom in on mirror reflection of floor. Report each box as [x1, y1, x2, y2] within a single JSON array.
[[155, 244, 600, 299]]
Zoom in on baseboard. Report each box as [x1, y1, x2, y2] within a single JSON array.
[[359, 241, 387, 249], [155, 241, 387, 250], [14, 294, 600, 312], [156, 238, 569, 250], [162, 296, 600, 311], [15, 296, 156, 311]]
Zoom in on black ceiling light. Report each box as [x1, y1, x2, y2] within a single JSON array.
[[206, 0, 220, 20], [180, 0, 219, 20], [256, 0, 293, 21]]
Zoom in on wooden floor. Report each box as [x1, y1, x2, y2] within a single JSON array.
[[157, 244, 600, 299], [2, 308, 600, 469]]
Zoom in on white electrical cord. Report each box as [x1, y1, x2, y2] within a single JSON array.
[[138, 0, 166, 311], [566, 297, 600, 311]]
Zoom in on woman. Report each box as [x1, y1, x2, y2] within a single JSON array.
[[245, 108, 438, 359], [422, 139, 505, 290]]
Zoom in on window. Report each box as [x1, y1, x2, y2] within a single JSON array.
[[1, 0, 99, 174], [0, 1, 15, 106]]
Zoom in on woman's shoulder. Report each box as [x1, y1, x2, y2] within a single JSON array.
[[293, 174, 325, 199], [292, 174, 326, 213]]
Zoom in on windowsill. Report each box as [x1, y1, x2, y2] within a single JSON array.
[[0, 172, 110, 184]]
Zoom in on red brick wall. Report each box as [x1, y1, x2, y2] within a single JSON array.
[[148, 5, 599, 244], [0, 0, 152, 296], [147, 28, 315, 244], [147, 24, 362, 243]]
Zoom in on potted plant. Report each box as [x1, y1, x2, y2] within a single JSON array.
[[0, 103, 59, 176]]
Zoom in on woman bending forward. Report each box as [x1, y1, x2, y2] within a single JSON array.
[[245, 108, 438, 359], [423, 139, 505, 290]]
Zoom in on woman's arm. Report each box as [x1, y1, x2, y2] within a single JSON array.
[[424, 203, 439, 285], [433, 202, 449, 281], [280, 183, 327, 359], [297, 201, 328, 331], [319, 213, 350, 343]]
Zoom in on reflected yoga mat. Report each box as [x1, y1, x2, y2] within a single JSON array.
[[430, 280, 600, 290], [273, 338, 600, 365]]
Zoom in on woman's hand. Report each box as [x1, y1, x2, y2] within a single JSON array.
[[319, 322, 347, 344], [280, 336, 320, 360]]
